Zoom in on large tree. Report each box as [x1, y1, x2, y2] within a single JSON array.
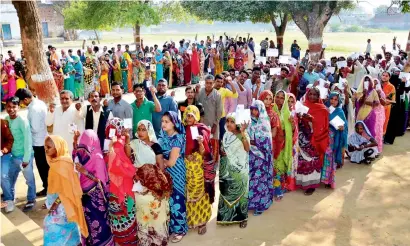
[[63, 0, 160, 44], [12, 0, 58, 103], [286, 1, 354, 61], [181, 1, 290, 55]]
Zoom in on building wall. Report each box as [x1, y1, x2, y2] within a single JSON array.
[[0, 3, 64, 40], [0, 4, 21, 39]]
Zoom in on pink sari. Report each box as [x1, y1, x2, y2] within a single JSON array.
[[4, 64, 16, 100], [374, 90, 385, 153]]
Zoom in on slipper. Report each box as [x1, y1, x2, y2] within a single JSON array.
[[239, 221, 247, 229], [1, 201, 7, 209], [198, 225, 207, 235], [171, 234, 184, 243], [23, 201, 36, 212]]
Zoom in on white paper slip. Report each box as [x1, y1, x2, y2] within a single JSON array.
[[64, 74, 70, 79], [327, 67, 335, 74], [235, 71, 239, 77], [322, 44, 327, 49], [69, 123, 77, 134], [406, 80, 410, 87], [103, 139, 111, 151], [329, 105, 336, 114], [105, 94, 110, 99], [318, 87, 328, 99], [0, 152, 3, 157], [146, 80, 151, 88], [330, 115, 345, 129], [336, 61, 347, 68], [326, 60, 331, 67], [132, 181, 145, 192], [124, 118, 132, 129], [289, 57, 298, 65], [150, 64, 156, 72], [400, 94, 405, 100], [318, 78, 327, 87], [364, 81, 369, 90], [236, 104, 244, 111], [270, 67, 281, 76], [295, 101, 309, 115], [259, 57, 267, 65], [109, 128, 116, 138], [375, 84, 382, 91], [211, 43, 216, 48], [207, 68, 211, 73], [237, 109, 251, 124], [190, 126, 199, 140], [399, 72, 410, 80], [267, 48, 278, 57], [279, 55, 289, 64], [146, 53, 153, 58], [260, 75, 266, 82], [338, 82, 345, 90]]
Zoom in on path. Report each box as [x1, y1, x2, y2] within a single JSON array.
[[2, 90, 410, 246]]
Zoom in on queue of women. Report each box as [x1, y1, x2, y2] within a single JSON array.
[[41, 62, 410, 245]]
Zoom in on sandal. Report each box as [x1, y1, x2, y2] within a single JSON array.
[[239, 221, 247, 228], [198, 225, 207, 235], [304, 188, 315, 196], [41, 204, 47, 209], [171, 234, 184, 243], [1, 201, 7, 209], [253, 210, 263, 216]]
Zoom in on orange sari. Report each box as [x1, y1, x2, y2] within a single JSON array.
[[382, 82, 396, 134]]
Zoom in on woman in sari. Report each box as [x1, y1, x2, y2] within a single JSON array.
[[183, 105, 215, 235], [214, 52, 222, 76], [183, 51, 192, 85], [322, 92, 347, 189], [163, 51, 173, 88], [128, 120, 172, 246], [43, 135, 88, 245], [14, 61, 26, 90], [272, 90, 294, 196], [83, 57, 96, 98], [51, 60, 64, 92], [63, 59, 76, 94], [217, 112, 250, 228], [99, 57, 110, 97], [228, 46, 235, 69], [4, 60, 16, 100], [158, 111, 188, 243], [155, 50, 164, 86], [287, 93, 298, 191], [72, 56, 84, 100], [105, 118, 138, 245], [355, 75, 379, 137], [120, 55, 129, 92], [373, 78, 386, 153], [248, 100, 274, 215], [72, 130, 113, 246], [258, 91, 281, 197], [191, 45, 200, 84], [381, 71, 396, 135], [124, 52, 133, 93], [234, 48, 244, 71], [112, 56, 122, 83], [131, 53, 140, 85], [199, 49, 205, 80], [296, 87, 329, 195], [348, 121, 378, 164]]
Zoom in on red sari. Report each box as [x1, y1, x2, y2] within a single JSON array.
[[183, 53, 192, 85], [234, 49, 244, 71], [191, 49, 200, 77]]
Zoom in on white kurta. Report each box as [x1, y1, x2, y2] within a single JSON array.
[[46, 104, 84, 154]]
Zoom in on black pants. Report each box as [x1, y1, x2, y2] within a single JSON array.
[[260, 49, 266, 57], [33, 146, 49, 191]]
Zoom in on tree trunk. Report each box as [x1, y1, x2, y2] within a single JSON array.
[[291, 2, 335, 62], [270, 13, 288, 56], [134, 22, 141, 45], [94, 30, 100, 44], [12, 0, 57, 103]]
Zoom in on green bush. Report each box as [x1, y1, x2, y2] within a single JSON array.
[[344, 25, 362, 32], [330, 23, 342, 32]]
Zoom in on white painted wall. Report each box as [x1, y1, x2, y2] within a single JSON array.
[[0, 4, 21, 39]]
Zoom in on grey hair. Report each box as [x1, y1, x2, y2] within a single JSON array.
[[60, 90, 74, 99], [204, 74, 214, 81]]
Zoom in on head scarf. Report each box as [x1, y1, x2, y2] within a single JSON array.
[[105, 118, 136, 204], [46, 135, 89, 238], [303, 87, 329, 156], [162, 111, 185, 135], [287, 93, 299, 144], [326, 92, 348, 164], [258, 90, 274, 109], [73, 130, 108, 190], [272, 90, 293, 174], [356, 75, 374, 99], [182, 105, 200, 125], [136, 120, 157, 143], [349, 121, 374, 146]]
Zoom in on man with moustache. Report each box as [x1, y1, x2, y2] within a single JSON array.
[[76, 91, 112, 150]]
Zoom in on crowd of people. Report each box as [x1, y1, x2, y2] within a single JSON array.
[[1, 33, 410, 245]]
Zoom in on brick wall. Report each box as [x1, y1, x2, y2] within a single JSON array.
[[37, 4, 64, 38]]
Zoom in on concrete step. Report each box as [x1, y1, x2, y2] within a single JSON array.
[[1, 207, 43, 246]]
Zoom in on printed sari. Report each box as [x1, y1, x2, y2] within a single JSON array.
[[72, 56, 84, 99], [355, 76, 379, 137], [217, 113, 249, 225], [72, 130, 114, 246], [183, 106, 215, 229]]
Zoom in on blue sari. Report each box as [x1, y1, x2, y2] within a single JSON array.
[[155, 50, 164, 86], [72, 56, 84, 98], [326, 92, 348, 166], [158, 111, 188, 235], [63, 61, 75, 95], [120, 56, 128, 92]]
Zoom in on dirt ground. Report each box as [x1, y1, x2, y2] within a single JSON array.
[[3, 92, 410, 246]]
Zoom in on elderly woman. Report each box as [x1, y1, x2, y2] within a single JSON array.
[[128, 120, 172, 246], [348, 121, 378, 164]]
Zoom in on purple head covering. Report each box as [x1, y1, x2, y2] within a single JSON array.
[[73, 130, 109, 190]]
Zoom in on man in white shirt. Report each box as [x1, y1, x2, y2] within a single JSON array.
[[15, 88, 49, 196], [365, 39, 371, 55], [76, 91, 112, 150], [46, 90, 84, 154]]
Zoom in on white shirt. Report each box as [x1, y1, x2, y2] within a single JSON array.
[[78, 104, 112, 133], [365, 43, 371, 54], [46, 104, 84, 154], [27, 98, 48, 146]]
